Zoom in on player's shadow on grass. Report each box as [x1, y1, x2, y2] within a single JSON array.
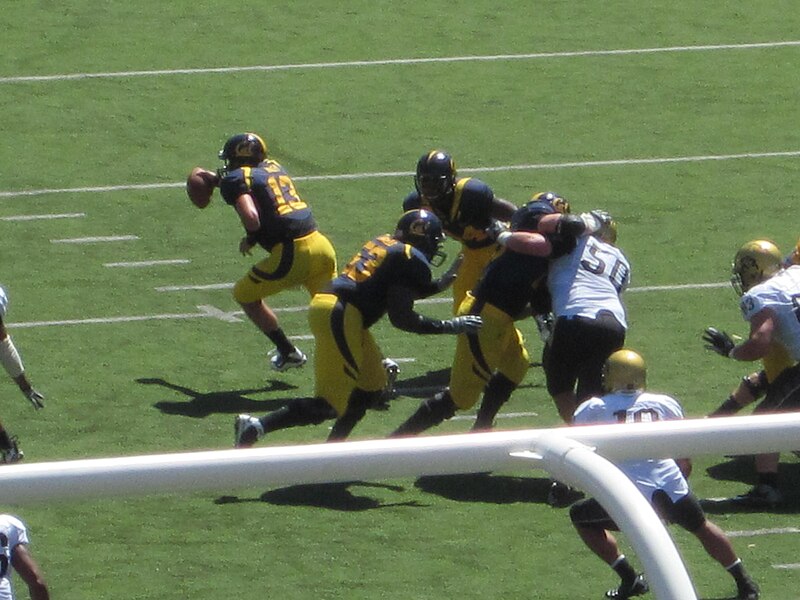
[[393, 367, 544, 400], [705, 455, 758, 485], [702, 456, 800, 513], [139, 377, 300, 418], [214, 481, 424, 511], [414, 472, 553, 505]]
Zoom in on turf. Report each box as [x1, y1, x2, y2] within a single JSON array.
[[1, 1, 799, 598]]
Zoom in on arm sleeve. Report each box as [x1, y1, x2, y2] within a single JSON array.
[[219, 173, 248, 205], [386, 286, 451, 334]]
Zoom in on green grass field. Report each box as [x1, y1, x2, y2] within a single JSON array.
[[2, 2, 800, 598]]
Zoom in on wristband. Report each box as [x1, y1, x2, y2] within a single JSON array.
[[496, 231, 512, 246]]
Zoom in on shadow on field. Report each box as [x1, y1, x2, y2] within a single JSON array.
[[139, 377, 299, 418], [414, 472, 552, 505], [393, 368, 450, 398], [701, 455, 800, 514], [214, 481, 424, 511], [393, 367, 544, 399]]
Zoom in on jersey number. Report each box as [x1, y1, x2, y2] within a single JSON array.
[[266, 175, 307, 216], [580, 242, 629, 292], [342, 240, 391, 283], [613, 408, 660, 423]]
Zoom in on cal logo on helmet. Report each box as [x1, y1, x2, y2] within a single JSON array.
[[395, 209, 446, 265], [731, 239, 782, 296], [218, 133, 268, 173]]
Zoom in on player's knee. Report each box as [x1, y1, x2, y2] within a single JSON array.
[[740, 370, 769, 400]]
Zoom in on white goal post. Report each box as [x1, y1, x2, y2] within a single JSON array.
[[2, 413, 798, 600]]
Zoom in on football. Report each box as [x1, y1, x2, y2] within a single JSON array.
[[186, 167, 217, 208]]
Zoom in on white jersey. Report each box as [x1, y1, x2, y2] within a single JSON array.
[[0, 514, 29, 600], [0, 286, 7, 319], [547, 236, 630, 327], [740, 265, 800, 361], [574, 390, 689, 502]]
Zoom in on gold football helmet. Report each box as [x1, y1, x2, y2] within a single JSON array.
[[731, 240, 783, 296], [593, 212, 618, 245], [602, 349, 646, 393], [787, 237, 800, 266]]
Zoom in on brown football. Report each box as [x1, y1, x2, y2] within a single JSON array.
[[186, 167, 216, 208]]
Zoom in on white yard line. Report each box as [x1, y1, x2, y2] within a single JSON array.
[[1, 212, 85, 221], [51, 235, 139, 244], [452, 411, 539, 422], [7, 281, 729, 330], [726, 527, 800, 538], [1, 40, 798, 84], [104, 259, 190, 268], [3, 150, 800, 199]]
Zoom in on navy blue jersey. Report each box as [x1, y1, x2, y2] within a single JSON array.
[[471, 234, 577, 318], [328, 235, 435, 327], [403, 177, 496, 249], [219, 159, 317, 249]]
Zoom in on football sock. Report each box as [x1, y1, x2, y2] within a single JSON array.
[[726, 559, 750, 586], [757, 472, 779, 488], [266, 328, 296, 357], [390, 391, 457, 437], [0, 428, 12, 450], [611, 555, 637, 586], [472, 374, 516, 430], [261, 397, 336, 433], [327, 389, 378, 441]]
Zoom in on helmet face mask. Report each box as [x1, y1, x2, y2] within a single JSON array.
[[414, 150, 456, 204], [218, 133, 268, 175], [731, 240, 782, 296], [602, 349, 646, 393], [395, 209, 447, 266]]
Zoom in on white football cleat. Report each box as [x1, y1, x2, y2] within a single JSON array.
[[234, 414, 264, 448], [269, 348, 307, 372]]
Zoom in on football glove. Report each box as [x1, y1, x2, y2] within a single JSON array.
[[485, 219, 509, 242], [702, 327, 736, 357], [534, 312, 555, 344], [441, 315, 483, 334], [26, 388, 45, 409]]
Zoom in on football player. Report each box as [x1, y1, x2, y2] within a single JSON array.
[[187, 133, 338, 372], [0, 513, 50, 599], [234, 210, 482, 445], [703, 239, 800, 506], [0, 285, 45, 464], [545, 210, 630, 423], [391, 196, 606, 436], [706, 236, 799, 420], [404, 150, 518, 312], [570, 350, 759, 600]]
